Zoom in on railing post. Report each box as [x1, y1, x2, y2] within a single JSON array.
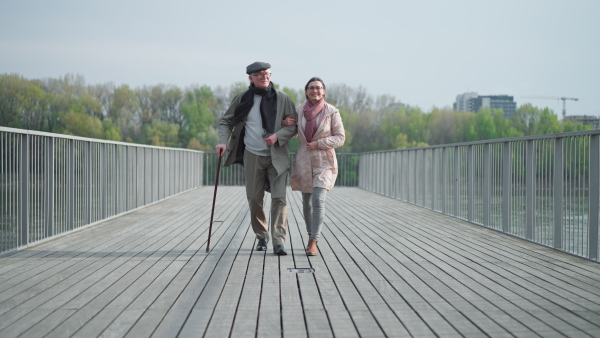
[[483, 144, 491, 227], [408, 150, 413, 203], [431, 148, 436, 211], [422, 150, 427, 207], [67, 139, 74, 231], [125, 146, 130, 211], [360, 154, 369, 190], [391, 151, 397, 199], [589, 134, 599, 260], [442, 147, 447, 215], [158, 149, 162, 200], [526, 140, 535, 240], [502, 142, 511, 233], [399, 151, 404, 201], [414, 150, 419, 205], [86, 142, 92, 225], [101, 144, 107, 220], [143, 147, 147, 203], [379, 152, 383, 196], [468, 145, 474, 222], [386, 151, 396, 198], [134, 147, 139, 208], [553, 138, 564, 250], [114, 145, 119, 213], [153, 148, 157, 202], [454, 146, 459, 217], [45, 138, 55, 238], [19, 133, 29, 247]]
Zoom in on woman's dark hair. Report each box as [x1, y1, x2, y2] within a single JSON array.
[[304, 77, 326, 100]]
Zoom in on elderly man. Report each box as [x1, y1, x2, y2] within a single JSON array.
[[216, 62, 297, 255]]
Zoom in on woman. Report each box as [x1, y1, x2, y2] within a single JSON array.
[[284, 77, 345, 256]]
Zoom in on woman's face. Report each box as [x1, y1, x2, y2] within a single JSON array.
[[306, 81, 325, 103]]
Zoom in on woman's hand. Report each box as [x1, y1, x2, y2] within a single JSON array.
[[264, 133, 278, 146], [306, 141, 318, 150], [282, 115, 296, 127]]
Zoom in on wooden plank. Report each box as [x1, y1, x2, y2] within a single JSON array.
[[151, 189, 250, 337], [37, 186, 238, 336], [253, 197, 283, 338], [1, 187, 600, 337], [314, 228, 386, 336], [284, 190, 329, 337], [269, 190, 309, 338], [194, 213, 254, 337]]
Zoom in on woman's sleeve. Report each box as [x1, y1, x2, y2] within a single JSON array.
[[318, 111, 345, 149]]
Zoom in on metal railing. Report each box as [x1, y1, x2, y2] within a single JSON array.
[[358, 130, 600, 261], [5, 126, 599, 261], [202, 152, 360, 187], [0, 127, 203, 254]]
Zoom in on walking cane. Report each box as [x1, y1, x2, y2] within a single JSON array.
[[206, 153, 222, 253]]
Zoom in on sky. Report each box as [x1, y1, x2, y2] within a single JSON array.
[[1, 0, 599, 117]]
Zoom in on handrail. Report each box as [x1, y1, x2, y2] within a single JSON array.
[[358, 129, 600, 261], [0, 126, 203, 254], [3, 126, 599, 261]]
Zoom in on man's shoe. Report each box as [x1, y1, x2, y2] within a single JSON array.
[[256, 237, 269, 251], [273, 245, 287, 255]]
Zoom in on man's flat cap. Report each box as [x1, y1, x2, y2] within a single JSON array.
[[246, 61, 271, 75]]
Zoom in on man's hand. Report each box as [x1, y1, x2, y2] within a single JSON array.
[[215, 144, 226, 157]]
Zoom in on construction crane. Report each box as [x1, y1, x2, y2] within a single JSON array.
[[521, 96, 579, 119]]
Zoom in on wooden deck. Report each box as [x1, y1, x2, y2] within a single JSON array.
[[1, 186, 600, 337]]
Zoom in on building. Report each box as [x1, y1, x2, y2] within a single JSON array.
[[564, 115, 600, 129], [472, 95, 517, 118], [453, 92, 478, 113], [454, 93, 517, 118]]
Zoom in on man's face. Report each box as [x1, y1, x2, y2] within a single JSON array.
[[249, 70, 271, 88]]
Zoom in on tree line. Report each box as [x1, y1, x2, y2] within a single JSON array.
[[0, 73, 592, 153]]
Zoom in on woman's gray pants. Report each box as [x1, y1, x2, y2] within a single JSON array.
[[302, 187, 327, 240]]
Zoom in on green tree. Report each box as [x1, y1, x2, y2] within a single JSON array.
[[282, 86, 303, 105], [0, 74, 30, 127], [380, 107, 407, 145], [135, 85, 162, 126], [428, 108, 463, 145], [456, 112, 478, 142], [351, 112, 389, 152], [143, 120, 179, 147], [493, 109, 522, 139], [180, 86, 217, 149], [405, 106, 429, 145], [229, 82, 249, 101], [511, 104, 542, 136], [88, 82, 114, 119], [474, 108, 498, 140], [562, 120, 593, 133], [158, 85, 183, 125], [326, 107, 353, 153], [17, 83, 46, 130], [533, 107, 561, 135], [102, 119, 122, 141], [110, 85, 140, 142], [393, 133, 428, 149], [57, 110, 104, 139]]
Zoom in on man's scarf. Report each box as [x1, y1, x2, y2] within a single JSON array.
[[303, 98, 325, 142], [232, 82, 277, 134]]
